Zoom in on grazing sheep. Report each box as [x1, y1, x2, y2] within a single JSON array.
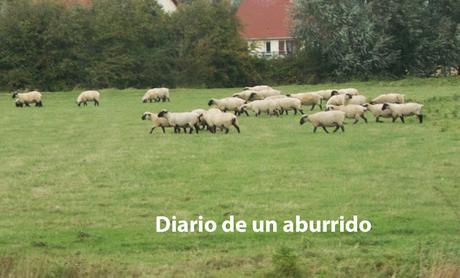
[[327, 105, 368, 124], [233, 90, 257, 101], [238, 99, 280, 116], [346, 95, 367, 105], [381, 103, 424, 123], [299, 111, 346, 133], [273, 97, 304, 115], [141, 112, 171, 134], [12, 90, 43, 107], [208, 97, 247, 115], [248, 89, 281, 101], [142, 88, 170, 103], [287, 92, 323, 110], [157, 109, 201, 134], [336, 88, 359, 95], [363, 103, 393, 122], [244, 85, 273, 91], [76, 90, 100, 107], [326, 93, 353, 106], [199, 108, 240, 134], [371, 93, 405, 104]]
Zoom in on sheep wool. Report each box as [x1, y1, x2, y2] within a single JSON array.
[[232, 90, 256, 101], [248, 89, 281, 101], [141, 112, 171, 134], [142, 88, 170, 103], [200, 108, 240, 133], [346, 95, 367, 105], [208, 97, 246, 115], [239, 99, 280, 116], [371, 93, 405, 104], [157, 110, 201, 134], [382, 103, 423, 123], [300, 111, 346, 133], [327, 105, 368, 124], [287, 92, 323, 110], [326, 93, 352, 106], [244, 85, 273, 91], [12, 91, 43, 107], [273, 97, 304, 115], [77, 90, 100, 106], [363, 103, 393, 122]]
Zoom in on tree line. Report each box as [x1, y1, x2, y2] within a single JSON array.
[[0, 0, 459, 91]]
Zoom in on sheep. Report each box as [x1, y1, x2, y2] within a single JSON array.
[[142, 88, 170, 103], [326, 93, 353, 106], [315, 89, 336, 101], [244, 85, 273, 91], [192, 109, 208, 129], [381, 103, 424, 123], [346, 95, 367, 105], [248, 89, 282, 101], [362, 103, 393, 122], [233, 90, 257, 101], [265, 95, 288, 100], [336, 88, 359, 95], [326, 104, 368, 124], [371, 93, 405, 104], [238, 99, 280, 116], [299, 111, 346, 133], [286, 92, 323, 110], [273, 97, 304, 115], [76, 90, 100, 107], [12, 90, 43, 107], [157, 109, 201, 134], [141, 112, 172, 134], [208, 97, 247, 115], [199, 108, 240, 134]]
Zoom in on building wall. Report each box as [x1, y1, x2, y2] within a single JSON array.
[[247, 39, 294, 58]]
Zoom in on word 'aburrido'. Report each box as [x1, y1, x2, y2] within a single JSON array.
[[155, 215, 372, 233]]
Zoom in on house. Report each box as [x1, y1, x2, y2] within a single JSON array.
[[236, 0, 294, 58], [61, 0, 177, 13]]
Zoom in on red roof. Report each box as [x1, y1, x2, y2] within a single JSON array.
[[236, 0, 292, 40]]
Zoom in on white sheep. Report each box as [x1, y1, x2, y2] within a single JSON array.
[[326, 93, 353, 106], [233, 90, 257, 101], [381, 103, 424, 123], [265, 95, 288, 100], [299, 111, 346, 133], [346, 95, 367, 105], [327, 104, 368, 124], [244, 85, 273, 91], [208, 97, 247, 115], [371, 93, 405, 104], [199, 108, 240, 133], [76, 90, 100, 106], [315, 89, 336, 100], [248, 89, 281, 101], [142, 88, 170, 103], [12, 90, 43, 107], [238, 99, 280, 116], [141, 112, 171, 134], [287, 92, 323, 110], [157, 110, 201, 133], [362, 103, 393, 122], [273, 97, 304, 115], [335, 88, 360, 95]]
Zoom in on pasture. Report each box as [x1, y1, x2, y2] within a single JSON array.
[[0, 78, 459, 277]]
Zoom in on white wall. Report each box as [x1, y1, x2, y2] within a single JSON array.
[[157, 0, 177, 13], [248, 39, 288, 58]]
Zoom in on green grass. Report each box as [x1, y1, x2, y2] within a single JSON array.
[[1, 77, 459, 277]]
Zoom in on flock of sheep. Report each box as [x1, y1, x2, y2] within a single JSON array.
[[10, 85, 424, 134]]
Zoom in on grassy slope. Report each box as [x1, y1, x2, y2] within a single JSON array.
[[0, 78, 459, 277]]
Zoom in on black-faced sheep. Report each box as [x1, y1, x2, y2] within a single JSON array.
[[300, 111, 346, 133], [382, 103, 424, 123], [12, 91, 43, 107], [77, 90, 100, 107]]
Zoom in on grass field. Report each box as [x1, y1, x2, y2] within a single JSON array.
[[0, 78, 459, 277]]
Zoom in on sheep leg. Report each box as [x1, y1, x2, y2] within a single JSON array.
[[184, 127, 188, 133], [299, 109, 304, 115], [194, 124, 200, 134], [361, 115, 368, 123], [150, 127, 156, 134], [376, 116, 383, 123], [212, 126, 217, 133], [294, 109, 298, 115], [166, 97, 170, 102], [244, 110, 249, 117], [392, 117, 397, 123], [400, 116, 405, 123], [313, 126, 318, 133], [341, 125, 345, 132], [353, 118, 359, 124], [94, 100, 99, 106], [318, 104, 323, 110], [232, 123, 240, 133], [224, 126, 230, 134], [321, 126, 329, 133], [161, 126, 166, 133], [310, 104, 315, 111], [417, 114, 423, 124], [149, 99, 152, 103], [25, 102, 30, 107]]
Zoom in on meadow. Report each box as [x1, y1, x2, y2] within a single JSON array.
[[0, 78, 459, 277]]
